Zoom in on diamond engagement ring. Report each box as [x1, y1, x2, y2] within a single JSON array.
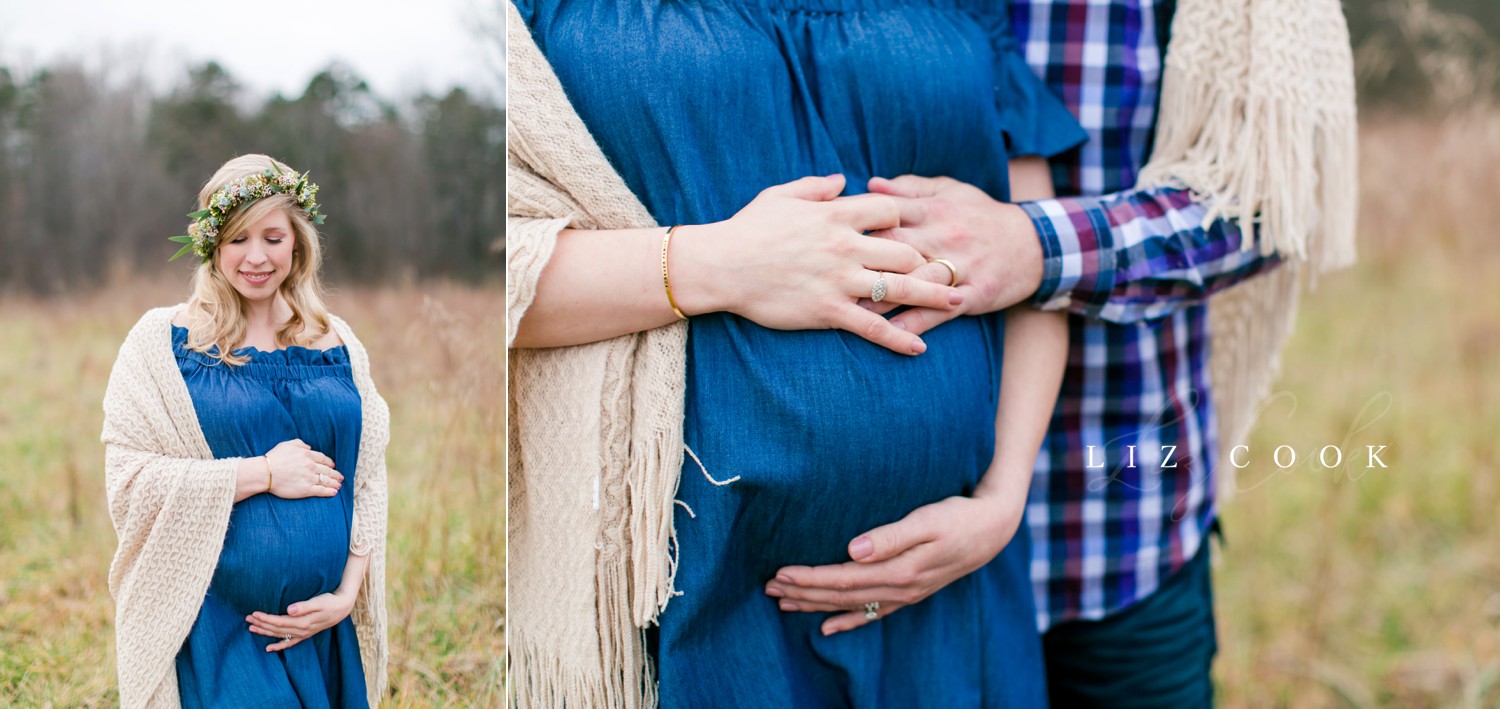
[[870, 273, 888, 303], [864, 602, 880, 620], [317, 472, 325, 487]]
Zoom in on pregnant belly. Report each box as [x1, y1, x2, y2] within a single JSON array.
[[208, 495, 351, 615], [683, 313, 1004, 568]]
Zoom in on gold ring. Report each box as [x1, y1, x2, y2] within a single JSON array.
[[931, 258, 959, 287]]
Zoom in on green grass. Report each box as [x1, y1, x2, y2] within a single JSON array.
[[0, 281, 503, 707]]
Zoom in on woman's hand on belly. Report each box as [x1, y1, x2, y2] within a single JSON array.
[[762, 485, 1027, 636], [674, 175, 964, 355], [513, 174, 966, 355], [265, 439, 344, 500], [245, 590, 356, 652], [245, 548, 370, 652]]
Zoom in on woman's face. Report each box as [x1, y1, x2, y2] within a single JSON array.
[[217, 209, 295, 302]]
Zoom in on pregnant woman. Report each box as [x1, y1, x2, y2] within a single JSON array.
[[507, 1, 1084, 705], [102, 154, 388, 707]]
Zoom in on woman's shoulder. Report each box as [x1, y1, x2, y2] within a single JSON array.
[[323, 313, 380, 390], [311, 321, 345, 350], [321, 313, 360, 351], [168, 307, 193, 330]]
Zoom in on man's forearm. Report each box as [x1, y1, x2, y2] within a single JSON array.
[[1021, 185, 1281, 323]]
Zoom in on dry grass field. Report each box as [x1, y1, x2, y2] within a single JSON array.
[[0, 280, 504, 706], [1214, 111, 1500, 707]]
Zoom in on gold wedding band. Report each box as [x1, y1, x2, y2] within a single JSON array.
[[931, 258, 959, 287]]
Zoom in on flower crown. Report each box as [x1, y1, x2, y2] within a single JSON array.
[[168, 165, 326, 262]]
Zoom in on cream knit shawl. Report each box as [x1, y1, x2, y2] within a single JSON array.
[[101, 305, 390, 708], [505, 0, 684, 704], [505, 0, 1357, 704]]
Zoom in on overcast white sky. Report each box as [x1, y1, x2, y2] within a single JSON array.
[[0, 0, 501, 102]]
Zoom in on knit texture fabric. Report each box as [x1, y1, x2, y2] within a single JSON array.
[[101, 305, 390, 708], [505, 2, 687, 707]]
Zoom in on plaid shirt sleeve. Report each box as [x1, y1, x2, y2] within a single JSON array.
[[1021, 185, 1282, 323]]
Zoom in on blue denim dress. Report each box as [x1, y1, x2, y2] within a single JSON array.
[[172, 325, 368, 708], [521, 1, 1086, 705]]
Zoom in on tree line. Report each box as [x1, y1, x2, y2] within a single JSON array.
[[0, 59, 502, 295], [1347, 0, 1500, 110]]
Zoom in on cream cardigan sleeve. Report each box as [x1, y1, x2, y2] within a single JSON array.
[[506, 131, 590, 346]]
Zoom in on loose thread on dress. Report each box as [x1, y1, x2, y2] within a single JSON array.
[[684, 445, 739, 486]]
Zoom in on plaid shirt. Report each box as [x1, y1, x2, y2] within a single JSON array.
[[1008, 0, 1281, 629]]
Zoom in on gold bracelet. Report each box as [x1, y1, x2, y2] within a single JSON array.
[[660, 225, 688, 320], [263, 456, 274, 493]]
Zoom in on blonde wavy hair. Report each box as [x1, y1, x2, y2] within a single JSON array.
[[183, 154, 333, 366]]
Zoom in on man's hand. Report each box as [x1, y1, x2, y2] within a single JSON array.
[[865, 175, 1046, 335], [764, 488, 1027, 636]]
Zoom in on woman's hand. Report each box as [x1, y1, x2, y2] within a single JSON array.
[[246, 591, 357, 652], [266, 439, 343, 499], [513, 174, 964, 355], [763, 485, 1027, 636], [671, 175, 964, 354]]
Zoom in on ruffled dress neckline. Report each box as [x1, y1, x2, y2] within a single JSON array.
[[171, 324, 351, 379]]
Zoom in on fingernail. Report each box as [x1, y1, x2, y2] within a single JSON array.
[[765, 586, 784, 598], [822, 626, 837, 637], [781, 602, 800, 611], [850, 536, 874, 560], [892, 320, 907, 331], [910, 338, 926, 355], [776, 574, 792, 584], [949, 291, 964, 305]]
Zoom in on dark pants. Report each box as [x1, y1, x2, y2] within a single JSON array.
[[1041, 532, 1220, 708]]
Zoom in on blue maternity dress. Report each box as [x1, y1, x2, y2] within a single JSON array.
[[520, 1, 1086, 705], [172, 325, 368, 708]]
